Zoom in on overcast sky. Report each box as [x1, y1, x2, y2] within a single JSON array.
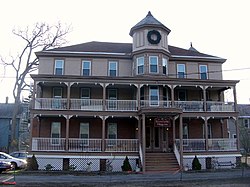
[[0, 0, 250, 104]]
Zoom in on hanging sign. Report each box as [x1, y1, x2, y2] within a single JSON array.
[[154, 118, 171, 127]]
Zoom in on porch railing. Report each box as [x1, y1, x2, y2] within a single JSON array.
[[105, 139, 138, 152], [68, 138, 102, 152], [32, 138, 66, 151], [33, 98, 236, 112], [174, 101, 203, 112], [207, 101, 234, 112], [175, 138, 237, 152], [31, 138, 138, 152]]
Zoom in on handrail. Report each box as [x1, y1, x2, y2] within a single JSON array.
[[174, 143, 180, 165]]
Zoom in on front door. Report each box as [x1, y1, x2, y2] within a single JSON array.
[[146, 126, 169, 152]]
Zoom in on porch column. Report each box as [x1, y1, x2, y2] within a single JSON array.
[[204, 117, 209, 151], [172, 117, 176, 145], [31, 80, 37, 109], [137, 84, 141, 111], [235, 117, 240, 151], [203, 86, 207, 111], [67, 82, 71, 109], [233, 86, 238, 112], [142, 114, 146, 173], [102, 83, 106, 111], [65, 115, 70, 151], [29, 114, 35, 151], [171, 85, 175, 107], [179, 114, 183, 170], [101, 116, 107, 152]]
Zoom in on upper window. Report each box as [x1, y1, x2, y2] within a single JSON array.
[[82, 61, 91, 76], [200, 65, 208, 80], [109, 61, 117, 77], [51, 122, 61, 145], [54, 60, 64, 75], [137, 57, 144, 74], [162, 58, 168, 75], [244, 119, 250, 128], [81, 88, 90, 99], [149, 86, 159, 106], [80, 123, 89, 139], [177, 64, 186, 78], [108, 123, 117, 139], [149, 56, 158, 73]]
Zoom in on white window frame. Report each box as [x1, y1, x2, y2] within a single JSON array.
[[149, 86, 159, 106], [162, 58, 168, 75], [177, 64, 186, 78], [51, 122, 61, 145], [199, 65, 208, 80], [52, 87, 63, 109], [81, 88, 90, 107], [82, 60, 91, 76], [137, 57, 144, 75], [149, 56, 158, 73], [54, 60, 64, 75], [79, 122, 89, 146], [109, 61, 117, 76], [108, 89, 117, 110]]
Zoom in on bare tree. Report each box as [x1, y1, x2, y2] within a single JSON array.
[[1, 22, 70, 151], [239, 124, 250, 165]]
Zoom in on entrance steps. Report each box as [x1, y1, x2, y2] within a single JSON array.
[[145, 152, 180, 172]]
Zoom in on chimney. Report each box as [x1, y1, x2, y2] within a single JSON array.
[[5, 97, 8, 104]]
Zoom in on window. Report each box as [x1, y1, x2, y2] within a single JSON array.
[[244, 119, 250, 128], [162, 58, 168, 75], [200, 65, 208, 80], [109, 61, 117, 76], [82, 61, 91, 76], [137, 57, 144, 74], [177, 90, 187, 101], [80, 123, 89, 146], [54, 60, 64, 75], [149, 56, 158, 73], [177, 64, 186, 78], [108, 89, 117, 109], [51, 122, 61, 145], [183, 123, 188, 146], [233, 134, 237, 139], [150, 86, 159, 106], [108, 123, 117, 146]]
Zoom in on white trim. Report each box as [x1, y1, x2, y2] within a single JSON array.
[[183, 154, 241, 159], [172, 55, 224, 60], [27, 154, 139, 159], [43, 51, 128, 56]]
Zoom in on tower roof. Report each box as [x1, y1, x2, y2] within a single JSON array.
[[129, 11, 171, 36]]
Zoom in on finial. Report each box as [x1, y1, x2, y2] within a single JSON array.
[[147, 11, 152, 16], [190, 42, 193, 47]]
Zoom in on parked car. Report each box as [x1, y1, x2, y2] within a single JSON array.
[[0, 161, 12, 173], [0, 152, 27, 169], [9, 151, 28, 160]]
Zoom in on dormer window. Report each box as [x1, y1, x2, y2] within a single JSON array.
[[54, 60, 64, 75], [137, 57, 144, 75], [149, 56, 158, 73]]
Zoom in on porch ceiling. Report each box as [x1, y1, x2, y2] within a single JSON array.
[[138, 107, 182, 117]]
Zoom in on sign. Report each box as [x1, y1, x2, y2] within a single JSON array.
[[154, 118, 171, 127]]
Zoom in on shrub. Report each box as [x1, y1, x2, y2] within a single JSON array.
[[192, 155, 201, 170], [27, 154, 39, 170], [45, 164, 54, 171], [121, 156, 132, 171]]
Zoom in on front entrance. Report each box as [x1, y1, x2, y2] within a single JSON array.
[[146, 125, 170, 152]]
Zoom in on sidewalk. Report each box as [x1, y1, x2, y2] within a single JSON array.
[[3, 168, 250, 187]]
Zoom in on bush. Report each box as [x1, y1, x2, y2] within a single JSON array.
[[121, 156, 132, 171], [27, 154, 39, 170], [45, 164, 53, 171], [192, 155, 201, 170]]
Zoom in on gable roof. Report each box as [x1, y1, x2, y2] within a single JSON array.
[[238, 104, 250, 117]]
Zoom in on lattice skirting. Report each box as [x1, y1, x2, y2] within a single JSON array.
[[35, 155, 139, 172]]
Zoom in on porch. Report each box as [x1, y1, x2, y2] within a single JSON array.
[[34, 98, 235, 112]]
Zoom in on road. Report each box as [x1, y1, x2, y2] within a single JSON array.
[[1, 169, 250, 186]]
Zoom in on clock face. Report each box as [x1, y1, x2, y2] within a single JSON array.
[[147, 30, 161, 44]]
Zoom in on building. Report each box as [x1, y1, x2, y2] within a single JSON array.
[[0, 98, 29, 152], [29, 12, 240, 172]]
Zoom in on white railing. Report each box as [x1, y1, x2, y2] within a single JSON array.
[[106, 100, 137, 111], [207, 101, 234, 112], [70, 99, 103, 110], [105, 139, 138, 152], [208, 138, 237, 151], [35, 98, 67, 110], [174, 143, 180, 165], [32, 138, 66, 151], [175, 138, 237, 152], [140, 100, 172, 108], [68, 138, 102, 152], [174, 101, 204, 112]]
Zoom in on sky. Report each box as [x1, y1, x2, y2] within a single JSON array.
[[0, 0, 250, 104]]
